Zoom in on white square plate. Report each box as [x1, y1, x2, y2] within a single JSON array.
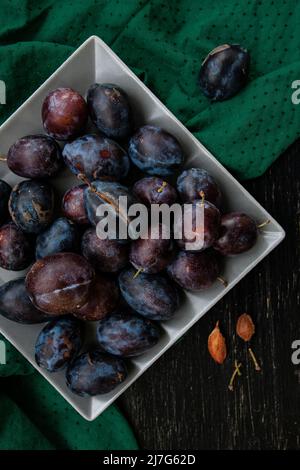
[[0, 36, 285, 420]]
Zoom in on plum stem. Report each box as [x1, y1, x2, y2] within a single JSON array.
[[157, 181, 167, 193], [133, 267, 144, 279], [228, 360, 242, 391], [199, 190, 205, 207], [248, 347, 261, 371], [0, 155, 7, 161], [217, 276, 228, 288], [257, 219, 271, 229]]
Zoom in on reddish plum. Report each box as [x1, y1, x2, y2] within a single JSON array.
[[62, 184, 89, 225], [129, 224, 174, 274], [174, 198, 220, 251], [42, 87, 88, 140], [214, 212, 258, 255], [26, 252, 95, 315], [7, 134, 62, 178], [167, 250, 220, 291], [74, 275, 119, 321], [133, 176, 177, 206], [81, 227, 129, 272]]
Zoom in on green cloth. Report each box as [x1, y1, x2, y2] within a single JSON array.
[[0, 0, 299, 450], [0, 341, 138, 450]]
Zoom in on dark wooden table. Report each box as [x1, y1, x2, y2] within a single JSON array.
[[119, 139, 300, 450]]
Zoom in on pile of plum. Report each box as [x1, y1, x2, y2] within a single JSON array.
[[0, 84, 260, 397]]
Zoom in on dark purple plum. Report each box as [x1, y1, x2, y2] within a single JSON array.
[[84, 180, 136, 240], [35, 316, 82, 372], [66, 350, 127, 396], [177, 168, 222, 207], [0, 278, 50, 323], [0, 222, 33, 270], [97, 310, 160, 357], [26, 252, 95, 315], [9, 180, 55, 234], [128, 125, 184, 176], [167, 250, 220, 291], [7, 134, 62, 178], [0, 179, 11, 224], [62, 134, 129, 181], [119, 267, 180, 321], [174, 198, 220, 251], [214, 212, 258, 255], [42, 87, 88, 140], [133, 176, 177, 206], [129, 224, 174, 273], [61, 184, 89, 225], [35, 217, 79, 259], [87, 83, 132, 140], [73, 274, 119, 321], [199, 44, 250, 101], [81, 227, 129, 272]]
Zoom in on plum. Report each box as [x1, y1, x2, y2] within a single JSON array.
[[128, 125, 184, 176], [199, 44, 250, 101], [174, 198, 220, 251], [0, 180, 11, 224], [167, 250, 220, 291], [26, 252, 95, 315], [133, 176, 177, 206], [87, 83, 132, 139], [35, 316, 82, 372], [84, 180, 136, 240], [66, 350, 127, 396], [42, 87, 88, 140], [61, 184, 89, 225], [97, 310, 160, 357], [62, 134, 129, 181], [0, 222, 33, 270], [7, 134, 62, 178], [129, 224, 174, 273], [177, 168, 222, 207], [9, 180, 55, 234], [214, 212, 258, 255], [81, 227, 129, 272], [35, 217, 79, 259], [0, 278, 50, 324], [73, 275, 119, 321], [119, 267, 180, 321]]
